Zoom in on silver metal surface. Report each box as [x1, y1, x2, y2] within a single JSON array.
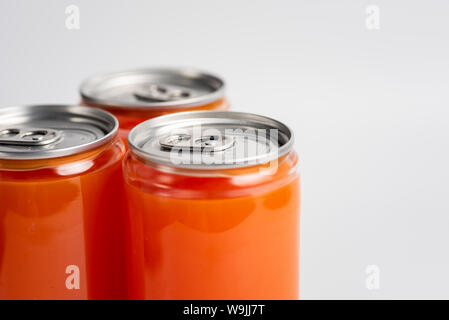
[[0, 105, 118, 160], [159, 133, 235, 152], [80, 67, 225, 109], [0, 128, 62, 146], [128, 111, 294, 169], [134, 83, 197, 102]]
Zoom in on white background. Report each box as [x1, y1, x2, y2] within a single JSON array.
[[1, 0, 448, 299]]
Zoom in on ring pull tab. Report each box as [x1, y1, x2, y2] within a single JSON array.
[[0, 128, 63, 146], [134, 84, 195, 102], [159, 133, 235, 152]]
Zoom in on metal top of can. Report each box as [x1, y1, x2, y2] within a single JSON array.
[[0, 105, 118, 160], [80, 68, 225, 109], [128, 111, 294, 170]]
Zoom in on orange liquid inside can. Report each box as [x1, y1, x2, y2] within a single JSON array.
[[0, 105, 128, 300], [124, 111, 300, 299]]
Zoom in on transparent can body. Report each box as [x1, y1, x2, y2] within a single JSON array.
[[123, 151, 300, 300], [0, 138, 128, 299]]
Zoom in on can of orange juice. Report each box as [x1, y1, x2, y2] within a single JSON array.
[[0, 105, 128, 300], [80, 68, 229, 144], [124, 111, 300, 299]]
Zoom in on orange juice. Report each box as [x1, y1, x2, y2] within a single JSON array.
[[0, 105, 128, 299], [124, 111, 300, 299]]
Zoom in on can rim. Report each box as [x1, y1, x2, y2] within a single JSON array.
[[0, 104, 119, 160], [79, 67, 226, 110], [128, 110, 295, 170]]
